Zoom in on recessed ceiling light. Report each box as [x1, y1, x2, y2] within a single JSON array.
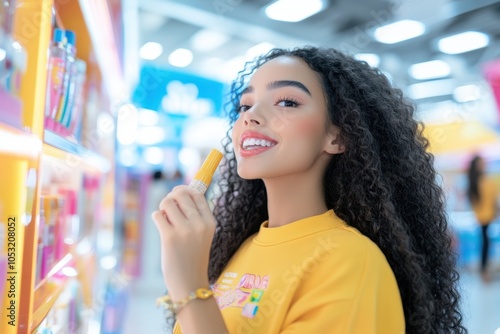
[[438, 31, 489, 54], [407, 79, 455, 100], [374, 20, 425, 44], [354, 53, 380, 67], [139, 42, 163, 60], [453, 84, 481, 103], [265, 0, 327, 23], [190, 29, 229, 52], [409, 60, 450, 80], [168, 48, 194, 68]]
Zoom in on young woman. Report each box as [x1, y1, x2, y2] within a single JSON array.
[[467, 155, 498, 282], [152, 47, 466, 333]]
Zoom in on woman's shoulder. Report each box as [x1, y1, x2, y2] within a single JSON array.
[[297, 211, 391, 271], [324, 219, 387, 263], [295, 215, 400, 301]]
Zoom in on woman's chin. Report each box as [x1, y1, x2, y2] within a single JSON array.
[[236, 167, 261, 180]]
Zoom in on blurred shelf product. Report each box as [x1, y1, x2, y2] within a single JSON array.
[[0, 0, 124, 333]]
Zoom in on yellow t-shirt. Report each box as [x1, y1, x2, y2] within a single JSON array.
[[174, 210, 405, 333], [472, 177, 498, 225]]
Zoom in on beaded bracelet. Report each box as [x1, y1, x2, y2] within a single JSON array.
[[156, 288, 213, 314]]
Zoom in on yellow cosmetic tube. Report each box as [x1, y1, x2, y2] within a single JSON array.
[[189, 149, 223, 194]]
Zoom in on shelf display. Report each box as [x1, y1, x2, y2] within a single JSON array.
[[0, 0, 124, 333], [0, 0, 26, 128], [45, 27, 87, 142]]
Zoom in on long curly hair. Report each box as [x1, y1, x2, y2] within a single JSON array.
[[467, 155, 483, 205], [209, 47, 465, 333]]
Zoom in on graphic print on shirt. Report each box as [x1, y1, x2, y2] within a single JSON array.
[[213, 271, 269, 318]]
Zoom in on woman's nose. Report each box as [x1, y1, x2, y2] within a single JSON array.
[[244, 117, 260, 125], [243, 105, 263, 126]]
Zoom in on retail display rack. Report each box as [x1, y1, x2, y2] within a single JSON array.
[[0, 0, 124, 333]]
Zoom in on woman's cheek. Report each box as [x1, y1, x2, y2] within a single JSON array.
[[293, 117, 323, 136]]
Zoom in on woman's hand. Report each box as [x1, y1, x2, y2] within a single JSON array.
[[151, 185, 216, 301]]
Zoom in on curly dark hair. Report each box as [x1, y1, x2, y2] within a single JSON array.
[[209, 47, 465, 333], [467, 155, 483, 205]]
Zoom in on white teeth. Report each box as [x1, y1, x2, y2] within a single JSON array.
[[242, 138, 274, 149]]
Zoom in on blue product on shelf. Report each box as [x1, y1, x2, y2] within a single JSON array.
[[65, 59, 87, 138], [55, 29, 76, 137], [45, 28, 68, 132]]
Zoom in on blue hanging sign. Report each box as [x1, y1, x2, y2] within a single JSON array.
[[132, 65, 226, 118]]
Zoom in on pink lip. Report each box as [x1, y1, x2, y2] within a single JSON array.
[[239, 130, 278, 157]]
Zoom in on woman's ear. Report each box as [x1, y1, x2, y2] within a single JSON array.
[[324, 125, 345, 155]]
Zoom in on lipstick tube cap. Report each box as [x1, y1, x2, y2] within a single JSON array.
[[191, 149, 223, 189]]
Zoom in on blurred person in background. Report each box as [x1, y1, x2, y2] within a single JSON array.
[[467, 155, 499, 282]]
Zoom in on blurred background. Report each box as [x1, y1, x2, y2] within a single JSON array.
[[0, 0, 499, 333]]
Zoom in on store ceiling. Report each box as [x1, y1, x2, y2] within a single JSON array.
[[134, 0, 500, 104]]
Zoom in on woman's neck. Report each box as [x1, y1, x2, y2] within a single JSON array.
[[263, 172, 328, 228]]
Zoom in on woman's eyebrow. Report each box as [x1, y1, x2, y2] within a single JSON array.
[[241, 80, 312, 96], [241, 85, 254, 95], [267, 80, 311, 96]]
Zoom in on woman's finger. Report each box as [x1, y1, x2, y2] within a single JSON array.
[[163, 194, 193, 226], [151, 210, 173, 236], [187, 188, 212, 220], [174, 187, 203, 221]]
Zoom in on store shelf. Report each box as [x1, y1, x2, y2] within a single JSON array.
[[43, 130, 111, 174], [31, 276, 68, 331], [31, 281, 65, 332], [3, 0, 119, 332], [31, 237, 94, 331], [31, 252, 74, 330], [0, 122, 41, 159], [55, 0, 125, 101]]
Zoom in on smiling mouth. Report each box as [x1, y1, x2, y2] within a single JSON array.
[[241, 138, 277, 150]]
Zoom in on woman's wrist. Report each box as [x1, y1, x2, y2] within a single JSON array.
[[167, 278, 211, 302], [157, 287, 214, 314]]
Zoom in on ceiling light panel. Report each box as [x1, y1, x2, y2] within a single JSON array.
[[139, 42, 163, 60], [265, 0, 327, 23], [453, 84, 482, 103], [168, 48, 194, 67], [409, 60, 451, 80], [374, 20, 425, 44], [407, 79, 455, 100], [438, 31, 489, 54]]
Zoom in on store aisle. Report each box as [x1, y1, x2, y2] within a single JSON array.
[[123, 275, 171, 334], [460, 268, 500, 333]]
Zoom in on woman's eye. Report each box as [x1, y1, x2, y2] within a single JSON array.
[[238, 105, 251, 113], [276, 98, 299, 108]]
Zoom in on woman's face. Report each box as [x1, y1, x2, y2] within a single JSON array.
[[232, 56, 343, 180]]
